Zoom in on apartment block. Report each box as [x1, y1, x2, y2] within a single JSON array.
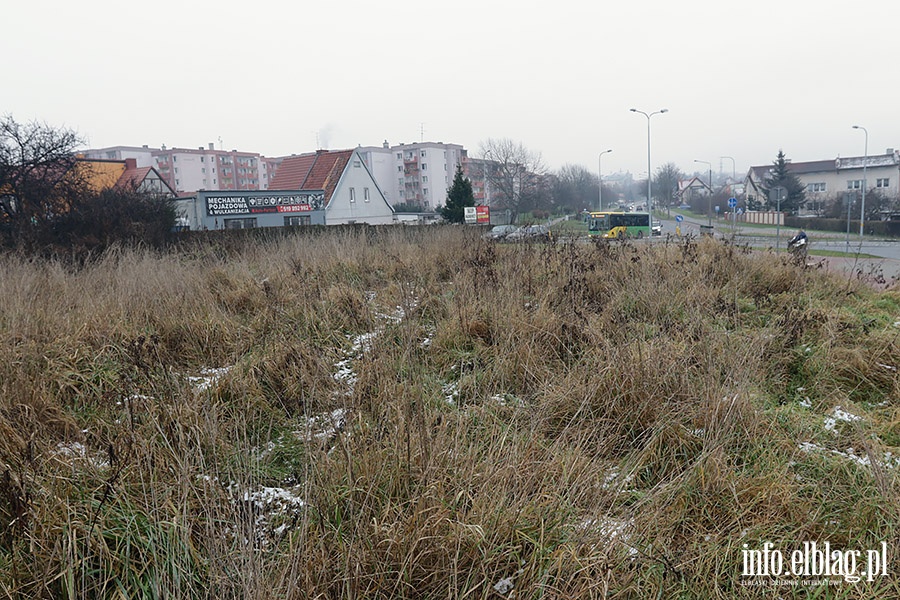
[[358, 141, 467, 210], [80, 143, 281, 194]]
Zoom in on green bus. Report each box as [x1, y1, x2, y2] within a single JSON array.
[[587, 211, 651, 239]]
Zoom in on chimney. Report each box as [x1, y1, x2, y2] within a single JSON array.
[[125, 158, 137, 169], [209, 142, 215, 150], [383, 140, 389, 149]]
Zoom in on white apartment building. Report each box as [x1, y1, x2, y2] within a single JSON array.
[[358, 141, 467, 209]]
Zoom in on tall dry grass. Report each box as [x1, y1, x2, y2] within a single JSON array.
[[1, 226, 898, 598]]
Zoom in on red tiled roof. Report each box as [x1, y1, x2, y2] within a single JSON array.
[[269, 154, 316, 189], [115, 166, 153, 190], [269, 149, 354, 205]]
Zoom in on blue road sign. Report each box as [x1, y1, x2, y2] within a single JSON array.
[[728, 197, 737, 208], [675, 214, 684, 222]]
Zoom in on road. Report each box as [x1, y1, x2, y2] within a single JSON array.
[[652, 211, 900, 283]]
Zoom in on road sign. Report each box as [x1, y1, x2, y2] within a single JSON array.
[[728, 197, 737, 208], [675, 214, 684, 222], [715, 205, 720, 213], [464, 207, 477, 224], [736, 208, 744, 215]]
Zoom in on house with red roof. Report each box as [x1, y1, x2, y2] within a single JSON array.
[[269, 148, 394, 225], [75, 157, 177, 198]]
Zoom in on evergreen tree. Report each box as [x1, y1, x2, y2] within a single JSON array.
[[439, 164, 475, 223], [760, 150, 806, 215]]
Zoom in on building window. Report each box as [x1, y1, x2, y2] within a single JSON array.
[[364, 187, 370, 202], [877, 178, 890, 188], [284, 215, 311, 226], [398, 166, 402, 172], [349, 187, 356, 202], [806, 182, 826, 192], [421, 150, 426, 157], [398, 178, 404, 187], [353, 160, 361, 168], [224, 218, 257, 229], [424, 188, 428, 196], [396, 153, 401, 159], [847, 180, 862, 189], [423, 176, 428, 183], [422, 163, 427, 170], [201, 156, 205, 162]]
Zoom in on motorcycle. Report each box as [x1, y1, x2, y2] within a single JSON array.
[[787, 234, 808, 262]]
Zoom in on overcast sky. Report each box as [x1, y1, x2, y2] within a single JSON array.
[[4, 1, 898, 180]]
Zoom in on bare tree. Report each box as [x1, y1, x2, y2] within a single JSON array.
[[552, 164, 598, 213], [478, 138, 547, 223], [0, 115, 86, 228], [652, 162, 684, 217]]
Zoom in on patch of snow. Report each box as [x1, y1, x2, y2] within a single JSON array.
[[823, 406, 862, 432], [296, 408, 347, 442], [601, 466, 635, 490], [230, 483, 308, 546], [188, 367, 231, 393], [53, 442, 109, 469], [489, 393, 524, 408], [797, 442, 900, 469], [442, 381, 459, 404], [876, 363, 897, 372], [799, 397, 812, 408], [577, 516, 638, 557]]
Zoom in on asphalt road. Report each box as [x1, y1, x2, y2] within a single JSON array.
[[653, 212, 900, 284]]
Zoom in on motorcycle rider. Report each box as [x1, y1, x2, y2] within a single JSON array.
[[788, 229, 808, 248]]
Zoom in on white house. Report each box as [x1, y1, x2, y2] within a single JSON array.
[[270, 149, 394, 225], [745, 151, 900, 216]]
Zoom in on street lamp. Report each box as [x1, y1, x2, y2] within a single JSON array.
[[598, 149, 612, 211], [852, 125, 868, 238], [720, 156, 736, 184], [694, 159, 712, 228], [630, 108, 668, 214]]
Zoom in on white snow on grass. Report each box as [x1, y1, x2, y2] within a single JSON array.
[[53, 441, 110, 469], [188, 367, 231, 393], [296, 408, 347, 442], [823, 405, 862, 433], [798, 442, 900, 470], [442, 381, 459, 404], [227, 482, 308, 546], [576, 515, 638, 557], [601, 466, 635, 490]]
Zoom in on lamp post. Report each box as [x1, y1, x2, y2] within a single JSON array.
[[695, 159, 712, 227], [852, 125, 868, 238], [598, 149, 612, 211], [720, 156, 736, 184], [630, 108, 668, 215]]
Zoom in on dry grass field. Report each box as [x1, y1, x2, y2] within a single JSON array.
[[1, 226, 899, 598]]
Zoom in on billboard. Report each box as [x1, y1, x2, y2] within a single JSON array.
[[206, 192, 325, 217]]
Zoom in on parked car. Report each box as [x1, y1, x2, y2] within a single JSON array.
[[507, 224, 551, 242], [485, 224, 519, 240]]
